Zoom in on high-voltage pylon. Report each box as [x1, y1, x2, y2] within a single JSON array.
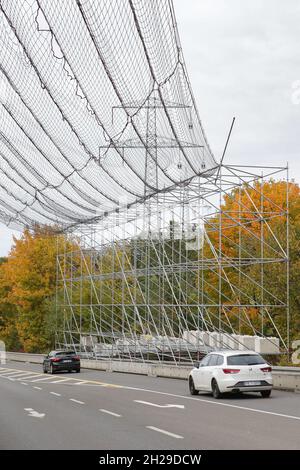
[[110, 92, 206, 198]]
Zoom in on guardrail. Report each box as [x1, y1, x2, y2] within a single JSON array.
[[4, 352, 300, 392]]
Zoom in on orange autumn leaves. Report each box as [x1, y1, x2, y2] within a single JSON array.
[[202, 180, 299, 336], [0, 227, 77, 352], [207, 179, 294, 257]]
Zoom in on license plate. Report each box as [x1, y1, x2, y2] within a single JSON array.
[[63, 360, 72, 363], [244, 381, 261, 386]]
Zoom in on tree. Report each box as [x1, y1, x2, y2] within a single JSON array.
[[201, 180, 300, 342], [0, 226, 77, 352]]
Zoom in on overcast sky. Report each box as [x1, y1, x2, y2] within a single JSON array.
[[0, 0, 299, 256]]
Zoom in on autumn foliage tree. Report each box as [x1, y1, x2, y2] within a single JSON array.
[[0, 226, 76, 352], [202, 180, 300, 341]]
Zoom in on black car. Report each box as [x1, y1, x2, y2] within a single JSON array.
[[43, 350, 80, 374]]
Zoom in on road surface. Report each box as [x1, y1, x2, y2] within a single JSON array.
[[0, 361, 300, 449]]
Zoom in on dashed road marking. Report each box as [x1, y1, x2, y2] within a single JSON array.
[[4, 366, 300, 423], [135, 400, 184, 409], [146, 426, 183, 439], [122, 386, 300, 422], [33, 386, 42, 390], [99, 409, 122, 417], [50, 392, 61, 397], [69, 398, 85, 405]]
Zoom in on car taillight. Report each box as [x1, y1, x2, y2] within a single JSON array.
[[222, 368, 240, 374], [260, 366, 272, 373], [73, 355, 80, 361], [51, 357, 61, 362]]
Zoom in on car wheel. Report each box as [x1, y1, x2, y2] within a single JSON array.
[[50, 364, 55, 375], [212, 379, 222, 399], [261, 390, 271, 398], [189, 376, 198, 395], [43, 365, 47, 374], [76, 368, 81, 373]]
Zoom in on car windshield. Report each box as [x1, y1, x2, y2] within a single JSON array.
[[227, 354, 265, 365]]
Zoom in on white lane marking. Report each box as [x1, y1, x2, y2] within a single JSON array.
[[15, 370, 39, 375], [0, 375, 17, 381], [30, 376, 58, 383], [146, 426, 183, 439], [50, 378, 74, 384], [6, 367, 300, 423], [0, 368, 115, 388], [69, 398, 85, 405], [100, 383, 119, 388], [10, 372, 38, 378], [34, 386, 42, 390], [21, 382, 28, 385], [99, 409, 122, 417], [24, 408, 45, 419], [50, 392, 61, 397], [0, 368, 107, 387], [0, 375, 19, 380], [0, 368, 15, 374], [16, 374, 41, 381], [123, 386, 300, 422], [0, 371, 33, 377], [72, 383, 114, 387], [135, 400, 184, 409]]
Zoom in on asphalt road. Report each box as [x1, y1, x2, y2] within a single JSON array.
[[0, 361, 300, 450]]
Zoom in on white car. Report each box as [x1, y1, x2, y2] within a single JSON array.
[[189, 350, 273, 399]]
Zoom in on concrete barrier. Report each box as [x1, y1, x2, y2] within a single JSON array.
[[6, 352, 44, 364], [5, 352, 300, 391], [271, 367, 300, 392]]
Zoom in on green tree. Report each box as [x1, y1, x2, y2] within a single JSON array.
[[0, 226, 77, 352]]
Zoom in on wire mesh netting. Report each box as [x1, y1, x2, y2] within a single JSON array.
[[0, 1, 289, 364], [0, 0, 216, 229]]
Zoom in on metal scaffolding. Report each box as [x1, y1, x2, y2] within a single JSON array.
[[0, 1, 290, 365], [55, 163, 289, 364]]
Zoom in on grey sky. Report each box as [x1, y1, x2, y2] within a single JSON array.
[[0, 0, 299, 256]]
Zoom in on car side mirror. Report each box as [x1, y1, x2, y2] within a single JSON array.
[[194, 361, 200, 369]]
